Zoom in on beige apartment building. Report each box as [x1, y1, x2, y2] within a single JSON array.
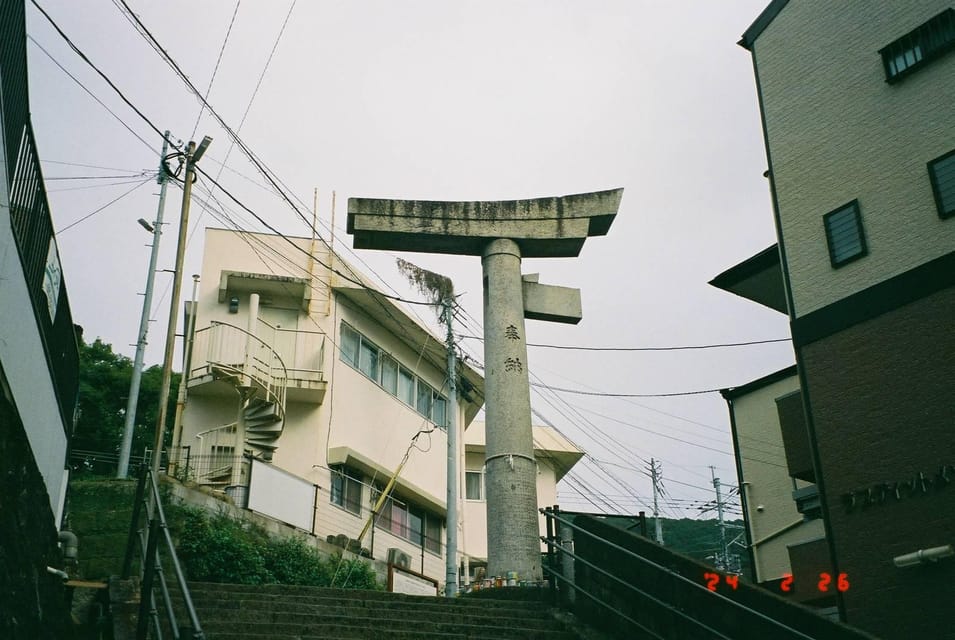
[[175, 227, 582, 586]]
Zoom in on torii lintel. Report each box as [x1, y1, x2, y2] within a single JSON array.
[[347, 188, 623, 258]]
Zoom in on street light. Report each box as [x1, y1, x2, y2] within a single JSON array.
[[117, 132, 171, 479]]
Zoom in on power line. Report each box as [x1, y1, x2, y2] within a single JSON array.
[[459, 335, 791, 352], [25, 33, 157, 153], [191, 0, 242, 140], [45, 174, 153, 180], [55, 178, 153, 233], [29, 1, 168, 150], [41, 159, 143, 172], [531, 381, 722, 398], [576, 405, 788, 470]]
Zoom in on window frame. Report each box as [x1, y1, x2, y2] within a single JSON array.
[[823, 199, 868, 268], [339, 321, 450, 426], [879, 8, 955, 83], [330, 466, 363, 516], [378, 494, 443, 555], [339, 323, 360, 368], [465, 470, 484, 501], [928, 147, 955, 220]]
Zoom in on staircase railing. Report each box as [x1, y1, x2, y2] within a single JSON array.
[[539, 507, 874, 640], [122, 467, 204, 640], [190, 321, 288, 409]]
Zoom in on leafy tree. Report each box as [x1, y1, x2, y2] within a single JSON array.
[[73, 337, 179, 464]]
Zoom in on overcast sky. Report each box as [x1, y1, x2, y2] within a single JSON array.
[[26, 0, 792, 525]]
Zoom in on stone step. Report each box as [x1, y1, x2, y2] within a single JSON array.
[[182, 604, 566, 632], [187, 581, 549, 602], [198, 620, 576, 640], [182, 593, 554, 620], [206, 629, 466, 640]]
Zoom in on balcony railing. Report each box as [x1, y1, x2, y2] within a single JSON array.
[[190, 321, 288, 406], [2, 2, 79, 434]]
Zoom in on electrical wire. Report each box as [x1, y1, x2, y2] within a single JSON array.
[[190, 0, 241, 140], [55, 178, 153, 233], [459, 335, 791, 352], [25, 33, 157, 153], [29, 1, 169, 150]]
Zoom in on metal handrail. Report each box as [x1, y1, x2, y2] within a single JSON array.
[[540, 508, 818, 640], [541, 535, 727, 640], [123, 467, 205, 639], [191, 321, 288, 410]]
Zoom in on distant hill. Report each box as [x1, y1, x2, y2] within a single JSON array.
[[575, 513, 751, 578]]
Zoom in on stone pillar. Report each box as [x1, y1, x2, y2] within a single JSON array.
[[482, 238, 541, 581]]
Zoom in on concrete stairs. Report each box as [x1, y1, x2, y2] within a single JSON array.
[[175, 582, 580, 640]]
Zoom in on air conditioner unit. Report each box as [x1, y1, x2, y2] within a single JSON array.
[[387, 547, 412, 569]]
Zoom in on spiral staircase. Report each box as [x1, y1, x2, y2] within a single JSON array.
[[186, 321, 289, 483]]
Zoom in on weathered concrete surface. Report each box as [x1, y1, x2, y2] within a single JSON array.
[[522, 276, 582, 324], [482, 239, 540, 581], [348, 189, 622, 258]]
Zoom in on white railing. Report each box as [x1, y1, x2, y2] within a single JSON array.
[[191, 321, 289, 408], [255, 317, 326, 382]]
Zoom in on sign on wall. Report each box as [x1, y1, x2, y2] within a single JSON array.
[[247, 458, 317, 532], [388, 564, 439, 597]]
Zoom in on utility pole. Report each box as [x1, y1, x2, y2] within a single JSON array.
[[169, 273, 200, 470], [151, 136, 212, 477], [649, 458, 663, 544], [711, 466, 728, 571], [117, 131, 171, 479], [442, 297, 459, 598]]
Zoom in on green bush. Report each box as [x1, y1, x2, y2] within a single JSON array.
[[172, 506, 380, 590], [174, 507, 271, 584]]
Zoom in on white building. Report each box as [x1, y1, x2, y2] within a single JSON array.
[[176, 227, 583, 584]]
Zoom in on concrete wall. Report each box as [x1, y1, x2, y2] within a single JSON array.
[[730, 373, 824, 583], [754, 0, 955, 318], [0, 165, 69, 523]]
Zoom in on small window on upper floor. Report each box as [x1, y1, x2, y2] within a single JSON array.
[[879, 8, 955, 83], [823, 200, 867, 268], [928, 148, 955, 219], [465, 471, 484, 501]]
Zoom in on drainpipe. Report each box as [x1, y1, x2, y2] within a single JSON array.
[[58, 530, 78, 563]]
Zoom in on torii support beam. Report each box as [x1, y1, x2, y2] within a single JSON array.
[[348, 189, 622, 582]]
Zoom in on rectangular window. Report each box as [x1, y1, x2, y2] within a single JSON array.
[[397, 366, 415, 406], [378, 497, 441, 553], [416, 380, 433, 418], [380, 355, 399, 395], [929, 148, 955, 219], [340, 324, 359, 367], [880, 9, 955, 83], [465, 471, 484, 501], [423, 514, 441, 554], [358, 336, 380, 380], [823, 200, 867, 268], [330, 466, 362, 515], [432, 394, 447, 429]]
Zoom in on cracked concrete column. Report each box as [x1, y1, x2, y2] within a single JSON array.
[[482, 238, 540, 581]]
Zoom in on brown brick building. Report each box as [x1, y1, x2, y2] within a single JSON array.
[[712, 2, 955, 638]]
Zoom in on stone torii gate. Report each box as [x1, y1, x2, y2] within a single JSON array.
[[347, 188, 622, 582]]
